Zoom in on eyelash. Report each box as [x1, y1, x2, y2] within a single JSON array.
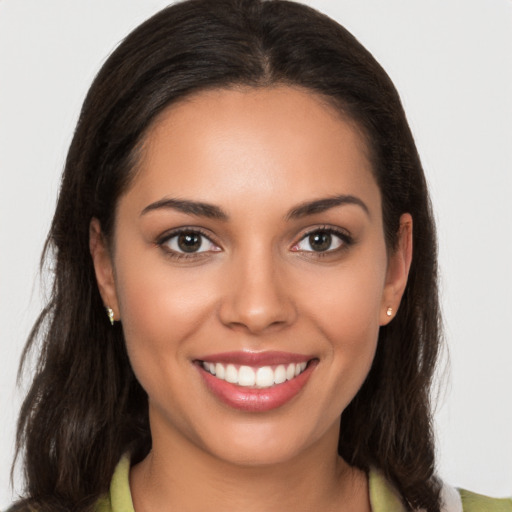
[[156, 227, 220, 261], [292, 226, 353, 257], [156, 225, 353, 261]]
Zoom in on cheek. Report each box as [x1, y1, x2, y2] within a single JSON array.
[[302, 255, 387, 345], [115, 255, 216, 343], [113, 262, 224, 423], [295, 248, 387, 407], [112, 253, 223, 399]]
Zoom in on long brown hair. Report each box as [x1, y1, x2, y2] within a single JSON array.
[[12, 0, 442, 510]]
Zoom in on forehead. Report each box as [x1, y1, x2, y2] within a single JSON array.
[[124, 86, 380, 216]]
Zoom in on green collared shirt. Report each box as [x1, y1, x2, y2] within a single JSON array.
[[96, 455, 512, 512]]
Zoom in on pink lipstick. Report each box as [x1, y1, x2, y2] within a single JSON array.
[[195, 351, 317, 412]]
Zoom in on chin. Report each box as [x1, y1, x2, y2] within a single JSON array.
[[194, 412, 338, 469], [207, 437, 308, 468]]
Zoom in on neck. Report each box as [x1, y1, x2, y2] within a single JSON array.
[[130, 421, 370, 512]]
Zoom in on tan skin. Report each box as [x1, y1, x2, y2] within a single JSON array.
[[90, 86, 413, 512]]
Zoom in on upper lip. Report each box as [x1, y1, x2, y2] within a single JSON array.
[[197, 351, 313, 366]]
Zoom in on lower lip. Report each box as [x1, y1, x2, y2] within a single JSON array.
[[197, 361, 317, 412]]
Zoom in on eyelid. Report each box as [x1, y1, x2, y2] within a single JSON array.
[[291, 225, 353, 253], [156, 226, 221, 257], [154, 224, 353, 259]]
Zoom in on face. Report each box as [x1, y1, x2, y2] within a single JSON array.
[[91, 86, 411, 467]]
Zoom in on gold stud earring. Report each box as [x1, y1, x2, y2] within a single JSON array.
[[106, 307, 115, 326], [386, 307, 393, 317]]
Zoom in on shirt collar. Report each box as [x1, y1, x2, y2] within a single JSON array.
[[104, 454, 409, 512]]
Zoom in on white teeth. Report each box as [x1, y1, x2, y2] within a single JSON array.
[[202, 360, 309, 388], [286, 363, 295, 380], [225, 364, 238, 383], [255, 366, 274, 387], [215, 362, 225, 379], [274, 365, 287, 384], [238, 366, 256, 387]]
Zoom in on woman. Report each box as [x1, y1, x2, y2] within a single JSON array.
[[7, 0, 512, 511]]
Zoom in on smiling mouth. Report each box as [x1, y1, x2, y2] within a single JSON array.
[[200, 361, 309, 389], [196, 353, 318, 412]]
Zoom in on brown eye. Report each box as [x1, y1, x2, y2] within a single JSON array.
[[178, 232, 202, 252], [308, 232, 332, 252], [161, 230, 221, 256], [293, 229, 347, 253]]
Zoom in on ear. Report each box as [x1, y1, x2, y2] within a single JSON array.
[[380, 213, 413, 325], [89, 218, 120, 321]]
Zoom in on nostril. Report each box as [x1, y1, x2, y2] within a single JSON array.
[[218, 301, 296, 334]]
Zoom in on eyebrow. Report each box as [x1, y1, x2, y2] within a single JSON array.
[[285, 194, 369, 220], [141, 198, 229, 220], [140, 194, 369, 221]]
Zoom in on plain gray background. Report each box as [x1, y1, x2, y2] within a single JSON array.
[[1, 0, 511, 507]]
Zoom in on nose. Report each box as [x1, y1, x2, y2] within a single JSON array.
[[218, 250, 297, 334]]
